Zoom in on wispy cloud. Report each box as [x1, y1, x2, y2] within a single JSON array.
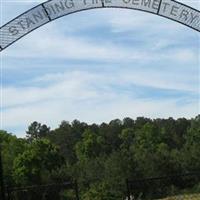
[[3, 23, 198, 65], [3, 92, 198, 137], [2, 68, 199, 136]]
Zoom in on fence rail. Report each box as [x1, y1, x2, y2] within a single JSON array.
[[2, 173, 200, 200], [5, 181, 80, 200]]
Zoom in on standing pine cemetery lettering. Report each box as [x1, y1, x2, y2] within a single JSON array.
[[0, 0, 199, 52]]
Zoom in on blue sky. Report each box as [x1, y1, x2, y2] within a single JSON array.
[[0, 0, 199, 137]]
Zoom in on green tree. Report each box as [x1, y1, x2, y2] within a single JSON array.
[[119, 128, 135, 151], [26, 121, 50, 141], [182, 116, 200, 171], [49, 121, 77, 164], [0, 130, 26, 185], [75, 129, 102, 160], [82, 181, 121, 200], [13, 139, 64, 185]]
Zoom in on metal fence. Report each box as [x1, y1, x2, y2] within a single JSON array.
[[126, 173, 200, 200], [2, 173, 200, 200], [5, 181, 80, 200]]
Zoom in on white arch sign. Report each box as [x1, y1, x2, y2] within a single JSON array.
[[0, 0, 199, 52]]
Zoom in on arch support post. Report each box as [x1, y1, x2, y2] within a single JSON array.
[[0, 145, 6, 200]]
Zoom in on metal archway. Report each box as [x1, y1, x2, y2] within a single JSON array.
[[0, 0, 199, 52]]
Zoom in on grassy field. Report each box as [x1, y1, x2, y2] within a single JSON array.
[[160, 193, 200, 200]]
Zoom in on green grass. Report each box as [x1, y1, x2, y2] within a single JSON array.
[[159, 193, 200, 200]]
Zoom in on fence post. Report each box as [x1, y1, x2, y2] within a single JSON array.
[[74, 180, 80, 200], [126, 179, 131, 200], [6, 187, 11, 200], [0, 145, 6, 200]]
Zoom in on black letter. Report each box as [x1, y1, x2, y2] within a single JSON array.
[[65, 0, 74, 8], [180, 9, 189, 21], [171, 5, 179, 16], [26, 17, 35, 28], [123, 0, 131, 4], [141, 0, 151, 8], [162, 2, 170, 13], [190, 12, 198, 23], [9, 26, 19, 36], [152, 0, 160, 10]]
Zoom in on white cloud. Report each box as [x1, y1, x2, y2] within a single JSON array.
[[2, 92, 199, 136], [1, 68, 198, 136], [179, 0, 200, 9], [6, 37, 145, 61], [2, 68, 198, 107], [3, 25, 198, 65]]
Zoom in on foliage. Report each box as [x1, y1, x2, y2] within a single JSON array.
[[26, 121, 50, 142], [13, 139, 64, 185], [1, 115, 200, 199]]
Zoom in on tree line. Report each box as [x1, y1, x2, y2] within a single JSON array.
[[0, 115, 200, 199]]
